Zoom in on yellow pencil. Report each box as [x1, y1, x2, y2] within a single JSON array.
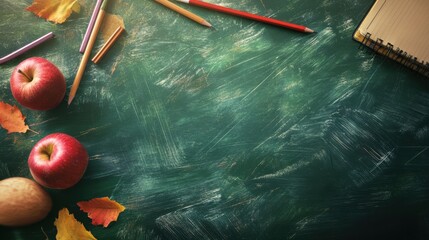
[[155, 0, 212, 27], [68, 0, 109, 105]]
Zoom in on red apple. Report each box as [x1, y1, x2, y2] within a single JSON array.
[[28, 133, 89, 189], [10, 57, 66, 110]]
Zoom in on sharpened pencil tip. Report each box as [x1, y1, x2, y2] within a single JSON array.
[[305, 27, 315, 33], [202, 20, 212, 28], [67, 96, 74, 106]]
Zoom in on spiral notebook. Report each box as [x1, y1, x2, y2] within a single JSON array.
[[353, 0, 429, 77]]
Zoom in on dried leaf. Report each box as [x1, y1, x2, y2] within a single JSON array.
[[77, 197, 126, 227], [54, 208, 97, 240], [26, 0, 81, 24], [0, 102, 29, 134], [101, 14, 125, 42]]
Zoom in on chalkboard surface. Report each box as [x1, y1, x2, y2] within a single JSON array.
[[1, 0, 429, 239]]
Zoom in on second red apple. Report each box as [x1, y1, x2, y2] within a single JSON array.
[[28, 133, 89, 189]]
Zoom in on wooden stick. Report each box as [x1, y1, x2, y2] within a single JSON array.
[[92, 26, 125, 64]]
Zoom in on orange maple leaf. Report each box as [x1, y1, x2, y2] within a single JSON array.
[[77, 197, 126, 227], [0, 102, 29, 134], [54, 208, 97, 240], [26, 0, 80, 24]]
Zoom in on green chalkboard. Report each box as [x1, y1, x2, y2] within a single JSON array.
[[1, 0, 429, 239]]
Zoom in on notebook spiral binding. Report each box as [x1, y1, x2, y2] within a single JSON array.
[[361, 33, 429, 77]]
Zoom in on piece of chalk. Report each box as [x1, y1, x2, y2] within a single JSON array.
[[0, 32, 55, 64], [92, 26, 124, 64], [79, 0, 104, 53]]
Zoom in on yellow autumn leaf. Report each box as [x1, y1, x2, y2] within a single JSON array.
[[0, 102, 29, 134], [26, 0, 81, 24], [54, 208, 97, 240]]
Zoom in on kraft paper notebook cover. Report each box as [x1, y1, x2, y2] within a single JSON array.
[[353, 0, 429, 77]]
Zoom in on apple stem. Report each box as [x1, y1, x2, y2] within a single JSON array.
[[17, 69, 33, 82]]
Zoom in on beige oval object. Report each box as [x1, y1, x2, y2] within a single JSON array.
[[0, 177, 52, 226]]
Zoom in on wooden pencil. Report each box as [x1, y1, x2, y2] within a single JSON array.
[[68, 0, 109, 105], [155, 0, 212, 27]]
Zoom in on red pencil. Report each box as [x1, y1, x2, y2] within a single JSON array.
[[176, 0, 314, 33]]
